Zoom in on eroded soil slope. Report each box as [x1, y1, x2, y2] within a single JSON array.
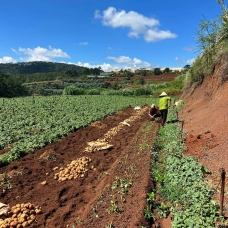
[[0, 106, 158, 228], [180, 63, 228, 218]]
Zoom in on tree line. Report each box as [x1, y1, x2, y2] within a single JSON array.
[[0, 71, 28, 97], [0, 61, 89, 75]]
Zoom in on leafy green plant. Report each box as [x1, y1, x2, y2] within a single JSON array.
[[111, 176, 132, 194], [111, 177, 119, 190], [117, 178, 132, 194], [147, 192, 156, 203], [91, 206, 99, 218], [105, 221, 114, 228], [143, 205, 155, 220], [107, 195, 120, 214], [150, 107, 222, 227], [157, 202, 169, 218], [0, 95, 157, 166], [143, 191, 156, 222]]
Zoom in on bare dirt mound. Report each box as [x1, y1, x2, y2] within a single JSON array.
[[131, 74, 179, 82], [111, 73, 179, 84], [0, 107, 159, 228], [180, 60, 228, 218]]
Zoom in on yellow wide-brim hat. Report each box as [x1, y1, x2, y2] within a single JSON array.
[[159, 92, 168, 97]]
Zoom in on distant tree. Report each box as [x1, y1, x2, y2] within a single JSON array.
[[102, 82, 111, 89], [0, 72, 7, 97], [141, 70, 147, 76], [139, 77, 146, 85], [98, 66, 103, 73], [124, 70, 133, 80], [0, 61, 85, 75], [111, 82, 120, 90], [0, 71, 28, 97], [66, 70, 78, 77], [154, 68, 162, 75], [183, 65, 191, 71], [91, 67, 102, 75], [163, 68, 170, 73]]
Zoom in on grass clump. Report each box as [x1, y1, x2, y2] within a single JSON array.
[[185, 0, 228, 88]]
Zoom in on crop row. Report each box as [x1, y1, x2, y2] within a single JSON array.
[[0, 95, 154, 167], [149, 107, 222, 227]]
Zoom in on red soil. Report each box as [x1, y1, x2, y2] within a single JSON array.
[[131, 74, 179, 82], [180, 60, 228, 221], [0, 107, 159, 228], [1, 63, 228, 227], [111, 73, 179, 83]]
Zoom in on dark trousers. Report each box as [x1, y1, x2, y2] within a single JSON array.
[[160, 109, 168, 125]]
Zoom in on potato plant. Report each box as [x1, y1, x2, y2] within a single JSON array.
[[0, 95, 155, 166], [150, 106, 222, 227]]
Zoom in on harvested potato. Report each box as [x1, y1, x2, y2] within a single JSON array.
[[0, 203, 42, 228], [54, 156, 92, 181]]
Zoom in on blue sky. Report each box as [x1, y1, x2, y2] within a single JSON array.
[[0, 0, 223, 71]]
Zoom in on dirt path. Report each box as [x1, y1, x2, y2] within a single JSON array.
[[0, 106, 159, 228]]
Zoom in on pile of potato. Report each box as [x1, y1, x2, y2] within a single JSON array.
[[104, 107, 147, 140], [84, 140, 113, 153], [84, 107, 147, 152], [103, 125, 121, 140], [53, 156, 93, 181], [0, 203, 42, 228]]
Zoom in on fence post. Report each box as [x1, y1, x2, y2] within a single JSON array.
[[181, 120, 184, 132], [220, 168, 226, 216]]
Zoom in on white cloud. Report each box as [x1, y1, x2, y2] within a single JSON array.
[[13, 46, 70, 62], [144, 29, 177, 42], [187, 58, 195, 65], [78, 42, 88, 45], [76, 61, 114, 72], [68, 56, 150, 72], [175, 57, 185, 62], [183, 47, 194, 52], [0, 56, 17, 63], [95, 7, 177, 42], [175, 56, 195, 65], [107, 55, 150, 68]]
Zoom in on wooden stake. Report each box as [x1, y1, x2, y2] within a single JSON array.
[[220, 168, 226, 216]]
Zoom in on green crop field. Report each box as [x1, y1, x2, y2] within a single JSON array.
[[0, 95, 156, 166]]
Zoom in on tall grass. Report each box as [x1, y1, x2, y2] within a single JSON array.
[[186, 0, 228, 86]]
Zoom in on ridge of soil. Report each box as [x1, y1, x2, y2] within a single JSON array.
[[0, 107, 159, 228]]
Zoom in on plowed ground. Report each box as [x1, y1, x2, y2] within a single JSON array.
[[0, 107, 159, 228]]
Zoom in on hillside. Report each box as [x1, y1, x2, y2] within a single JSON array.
[[0, 61, 86, 75], [179, 53, 228, 219]]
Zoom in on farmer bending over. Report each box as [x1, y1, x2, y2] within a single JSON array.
[[148, 104, 161, 121]]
